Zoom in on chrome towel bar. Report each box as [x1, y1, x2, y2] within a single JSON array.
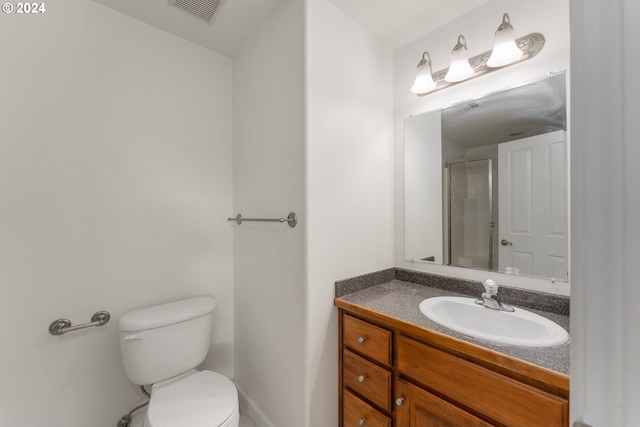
[[49, 311, 111, 336], [227, 212, 298, 228]]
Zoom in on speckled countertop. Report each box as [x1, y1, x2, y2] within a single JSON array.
[[335, 269, 570, 376]]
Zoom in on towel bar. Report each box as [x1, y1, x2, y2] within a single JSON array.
[[227, 212, 297, 228]]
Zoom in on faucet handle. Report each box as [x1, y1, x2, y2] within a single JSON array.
[[483, 279, 498, 295]]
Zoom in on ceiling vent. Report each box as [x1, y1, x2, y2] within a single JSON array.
[[168, 0, 225, 24]]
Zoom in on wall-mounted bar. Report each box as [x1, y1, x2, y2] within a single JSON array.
[[227, 212, 298, 228], [49, 311, 111, 336]]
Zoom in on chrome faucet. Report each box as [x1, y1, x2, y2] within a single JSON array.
[[475, 279, 515, 312]]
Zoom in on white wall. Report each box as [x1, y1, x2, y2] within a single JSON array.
[[570, 0, 640, 424], [232, 1, 306, 426], [404, 110, 443, 263], [393, 0, 570, 295], [0, 2, 233, 426], [305, 1, 394, 425], [622, 1, 640, 423]]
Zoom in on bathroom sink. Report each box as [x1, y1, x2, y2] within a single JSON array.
[[418, 296, 569, 347]]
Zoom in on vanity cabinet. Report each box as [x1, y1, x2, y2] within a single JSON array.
[[337, 308, 569, 427]]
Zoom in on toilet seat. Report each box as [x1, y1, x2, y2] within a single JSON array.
[[145, 370, 239, 427]]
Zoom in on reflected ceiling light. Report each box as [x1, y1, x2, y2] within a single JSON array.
[[410, 52, 437, 95], [445, 35, 475, 83], [410, 13, 545, 96], [487, 13, 524, 67]]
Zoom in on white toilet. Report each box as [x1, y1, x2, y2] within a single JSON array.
[[118, 296, 239, 427]]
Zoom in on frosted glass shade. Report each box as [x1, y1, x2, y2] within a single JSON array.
[[487, 14, 523, 67], [410, 52, 436, 94], [445, 35, 474, 83], [445, 48, 474, 82]]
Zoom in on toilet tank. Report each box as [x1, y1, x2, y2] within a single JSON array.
[[118, 296, 216, 385]]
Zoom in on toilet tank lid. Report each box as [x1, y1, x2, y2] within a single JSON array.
[[118, 296, 216, 332]]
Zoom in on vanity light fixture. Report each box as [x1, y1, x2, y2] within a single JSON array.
[[410, 52, 437, 95], [444, 35, 475, 83], [410, 13, 545, 96], [487, 13, 524, 67]]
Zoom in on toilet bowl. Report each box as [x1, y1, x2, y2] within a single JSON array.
[[144, 370, 239, 427], [118, 296, 238, 427]]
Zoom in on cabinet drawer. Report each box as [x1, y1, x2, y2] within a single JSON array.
[[343, 315, 391, 365], [343, 349, 391, 412], [343, 388, 391, 427], [397, 336, 568, 427]]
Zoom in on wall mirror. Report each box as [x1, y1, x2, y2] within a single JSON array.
[[404, 71, 567, 282]]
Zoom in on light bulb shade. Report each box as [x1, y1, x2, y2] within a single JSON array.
[[410, 52, 436, 94], [487, 13, 523, 67], [444, 35, 474, 82]]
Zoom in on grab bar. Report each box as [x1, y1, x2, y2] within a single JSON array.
[[227, 212, 298, 228], [49, 311, 111, 336]]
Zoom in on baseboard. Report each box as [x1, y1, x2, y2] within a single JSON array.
[[234, 380, 276, 427]]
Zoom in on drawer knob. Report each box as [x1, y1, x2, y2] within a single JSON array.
[[395, 397, 405, 406], [358, 374, 366, 383], [358, 418, 366, 426], [358, 336, 366, 344]]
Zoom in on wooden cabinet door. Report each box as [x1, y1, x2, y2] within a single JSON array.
[[396, 336, 568, 427], [395, 379, 495, 427]]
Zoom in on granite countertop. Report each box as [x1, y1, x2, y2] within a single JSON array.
[[336, 275, 570, 376]]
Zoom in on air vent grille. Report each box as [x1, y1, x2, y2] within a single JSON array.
[[168, 0, 224, 23]]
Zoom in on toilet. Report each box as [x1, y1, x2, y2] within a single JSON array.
[[118, 296, 239, 427]]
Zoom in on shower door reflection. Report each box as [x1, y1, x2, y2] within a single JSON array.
[[446, 159, 496, 271]]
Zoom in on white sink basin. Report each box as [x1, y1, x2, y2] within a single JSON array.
[[419, 296, 569, 347]]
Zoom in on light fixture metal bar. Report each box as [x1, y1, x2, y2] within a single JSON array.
[[417, 33, 545, 96]]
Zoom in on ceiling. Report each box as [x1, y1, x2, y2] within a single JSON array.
[[441, 72, 567, 148], [91, 0, 488, 57], [327, 0, 487, 51]]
